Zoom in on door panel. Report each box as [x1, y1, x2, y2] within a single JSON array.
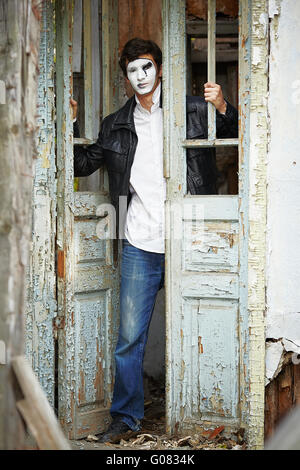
[[25, 0, 56, 407], [181, 297, 239, 418], [71, 193, 119, 438], [163, 0, 247, 435], [55, 0, 120, 439]]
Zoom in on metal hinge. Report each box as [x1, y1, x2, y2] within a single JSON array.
[[53, 316, 65, 339]]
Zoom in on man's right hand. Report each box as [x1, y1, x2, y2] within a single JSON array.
[[70, 98, 78, 120]]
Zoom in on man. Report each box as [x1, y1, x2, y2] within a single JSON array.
[[72, 38, 238, 443]]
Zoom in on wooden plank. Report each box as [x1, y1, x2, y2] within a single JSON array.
[[12, 356, 70, 450], [264, 378, 279, 440], [79, 0, 101, 192], [239, 0, 267, 449], [74, 137, 97, 145], [265, 363, 300, 441], [73, 0, 82, 73], [55, 0, 76, 438], [186, 19, 238, 37], [207, 0, 216, 141], [83, 0, 93, 139], [278, 364, 293, 421], [83, 0, 100, 139], [182, 195, 238, 220], [102, 0, 119, 117], [0, 0, 41, 450], [293, 364, 300, 406], [162, 0, 186, 436], [73, 191, 110, 217], [183, 138, 239, 148]]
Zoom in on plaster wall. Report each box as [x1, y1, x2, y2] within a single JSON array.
[[266, 0, 300, 383]]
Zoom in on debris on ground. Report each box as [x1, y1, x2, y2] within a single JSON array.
[[80, 377, 247, 451], [85, 399, 246, 450], [86, 434, 99, 442]]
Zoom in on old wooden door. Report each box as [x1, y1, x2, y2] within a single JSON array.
[[163, 0, 265, 446], [55, 0, 120, 439], [25, 0, 57, 409]]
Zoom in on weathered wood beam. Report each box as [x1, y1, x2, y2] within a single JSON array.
[[25, 0, 57, 409], [12, 356, 71, 450], [207, 0, 216, 140], [183, 138, 238, 148], [187, 19, 238, 37], [0, 0, 41, 449]]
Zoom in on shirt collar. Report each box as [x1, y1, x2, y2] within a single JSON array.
[[135, 81, 161, 113]]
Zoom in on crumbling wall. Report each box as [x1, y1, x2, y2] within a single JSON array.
[[266, 0, 300, 384]]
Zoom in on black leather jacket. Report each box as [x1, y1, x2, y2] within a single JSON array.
[[74, 94, 238, 208]]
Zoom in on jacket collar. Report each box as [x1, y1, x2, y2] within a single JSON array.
[[111, 80, 163, 132], [111, 95, 137, 132]]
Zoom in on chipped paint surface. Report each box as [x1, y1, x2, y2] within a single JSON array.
[[246, 0, 268, 450], [162, 0, 186, 436], [163, 0, 256, 444], [266, 0, 300, 377], [0, 0, 41, 448], [25, 0, 56, 406], [56, 0, 120, 439], [163, 0, 266, 449]]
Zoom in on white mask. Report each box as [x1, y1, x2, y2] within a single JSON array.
[[126, 58, 157, 95]]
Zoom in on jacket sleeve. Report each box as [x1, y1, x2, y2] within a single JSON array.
[[73, 121, 105, 177], [216, 101, 238, 138], [73, 119, 80, 138]]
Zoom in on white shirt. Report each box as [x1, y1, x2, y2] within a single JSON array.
[[124, 83, 166, 253]]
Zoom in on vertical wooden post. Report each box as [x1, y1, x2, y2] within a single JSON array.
[[0, 0, 41, 449], [55, 0, 75, 435], [207, 0, 216, 140], [162, 0, 186, 435], [102, 0, 119, 117], [246, 0, 268, 449]]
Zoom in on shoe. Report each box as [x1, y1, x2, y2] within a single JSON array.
[[98, 417, 139, 443]]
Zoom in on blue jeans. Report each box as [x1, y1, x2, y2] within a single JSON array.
[[110, 239, 165, 431]]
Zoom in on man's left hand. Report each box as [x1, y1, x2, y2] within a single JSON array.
[[204, 82, 227, 114]]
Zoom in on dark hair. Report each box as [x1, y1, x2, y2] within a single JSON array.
[[119, 38, 162, 77]]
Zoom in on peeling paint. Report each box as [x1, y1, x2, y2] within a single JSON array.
[[163, 0, 256, 444], [266, 0, 300, 387], [268, 0, 281, 19], [25, 0, 57, 406], [244, 0, 268, 450], [55, 0, 120, 439]]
